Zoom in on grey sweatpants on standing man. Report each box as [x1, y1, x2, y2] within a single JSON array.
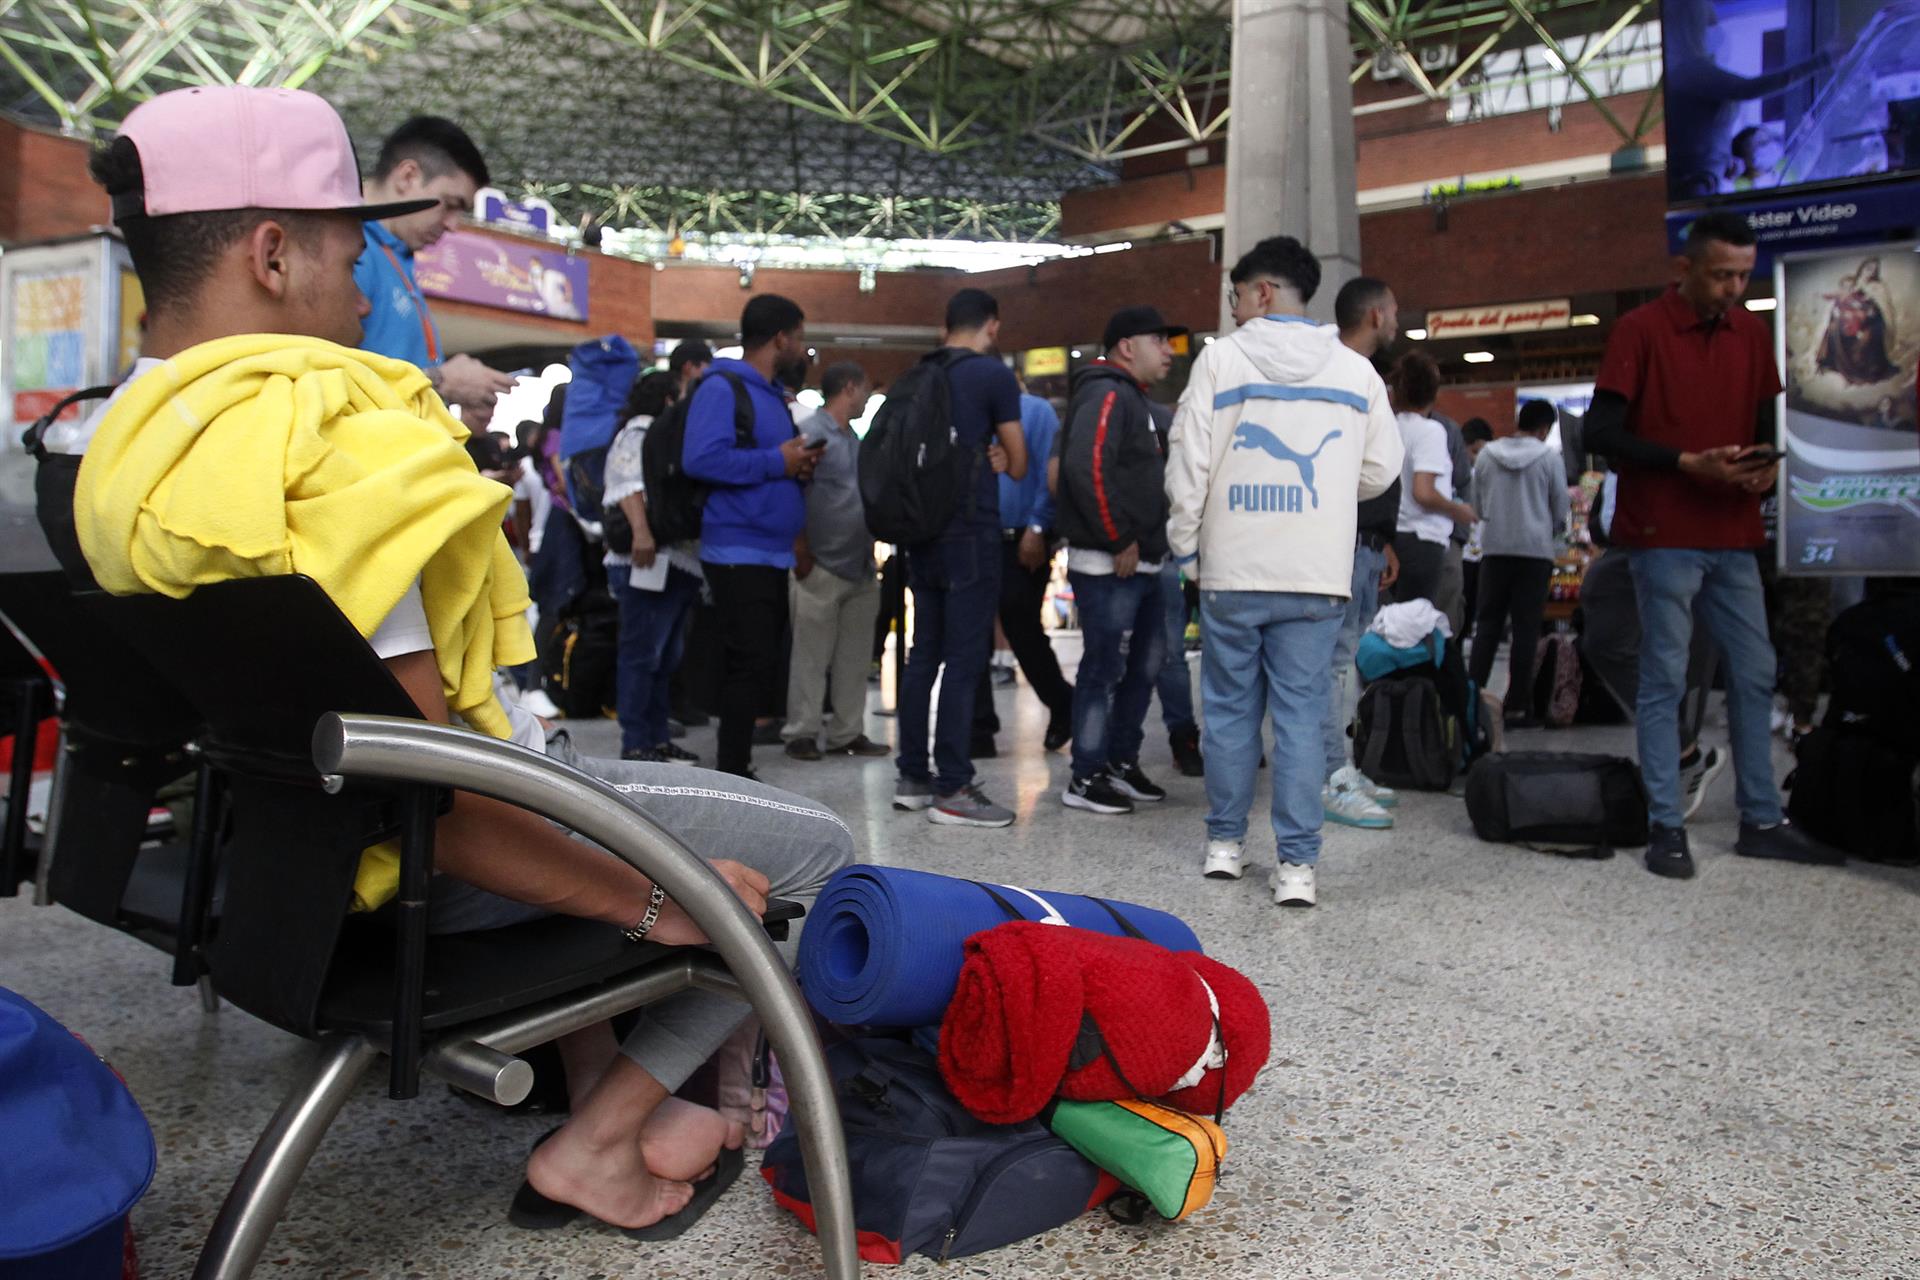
[[426, 730, 854, 1092]]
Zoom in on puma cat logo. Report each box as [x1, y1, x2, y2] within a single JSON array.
[[1231, 423, 1341, 508]]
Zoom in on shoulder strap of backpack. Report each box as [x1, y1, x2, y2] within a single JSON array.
[[717, 370, 759, 447], [20, 384, 115, 460], [1405, 682, 1441, 781], [1358, 686, 1394, 780]]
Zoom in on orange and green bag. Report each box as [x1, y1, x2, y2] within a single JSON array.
[[1043, 1099, 1226, 1222]]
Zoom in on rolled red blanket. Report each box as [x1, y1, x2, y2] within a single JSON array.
[[938, 922, 1270, 1124]]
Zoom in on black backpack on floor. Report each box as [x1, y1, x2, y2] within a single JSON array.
[[641, 372, 757, 548], [540, 588, 619, 719], [1465, 752, 1648, 857], [859, 348, 984, 545], [1786, 725, 1920, 866], [1824, 595, 1920, 755], [1354, 676, 1458, 791]]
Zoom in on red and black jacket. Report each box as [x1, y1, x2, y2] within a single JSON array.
[[1054, 361, 1170, 563]]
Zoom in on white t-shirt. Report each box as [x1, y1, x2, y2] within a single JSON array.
[[367, 579, 547, 751], [1395, 411, 1456, 547], [512, 456, 550, 556], [1066, 547, 1164, 576]]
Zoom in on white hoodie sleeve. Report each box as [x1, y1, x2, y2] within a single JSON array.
[[1164, 345, 1219, 565], [1356, 370, 1404, 502]]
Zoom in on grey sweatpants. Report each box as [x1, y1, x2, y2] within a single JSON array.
[[427, 731, 853, 1091]]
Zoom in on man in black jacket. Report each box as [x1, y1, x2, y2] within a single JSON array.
[[1051, 306, 1179, 815]]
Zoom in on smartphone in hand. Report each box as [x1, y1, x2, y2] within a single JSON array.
[[1738, 446, 1786, 466]]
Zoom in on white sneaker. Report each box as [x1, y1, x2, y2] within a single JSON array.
[[1329, 764, 1397, 811], [1202, 839, 1245, 880], [1323, 782, 1394, 829], [1271, 862, 1317, 908], [1681, 745, 1727, 822], [519, 687, 563, 719]]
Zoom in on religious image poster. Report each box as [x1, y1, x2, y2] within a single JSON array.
[[1776, 242, 1920, 575]]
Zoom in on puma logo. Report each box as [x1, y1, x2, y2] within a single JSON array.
[[1231, 423, 1341, 508]]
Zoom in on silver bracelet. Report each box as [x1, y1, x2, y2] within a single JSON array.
[[623, 883, 667, 944]]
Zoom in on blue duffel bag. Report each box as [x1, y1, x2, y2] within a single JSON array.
[[760, 1036, 1116, 1263]]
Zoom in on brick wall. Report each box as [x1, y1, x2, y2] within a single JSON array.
[[968, 238, 1222, 351], [0, 120, 108, 243], [1060, 93, 1666, 239], [1435, 383, 1518, 433], [1360, 173, 1672, 312], [651, 262, 958, 332]]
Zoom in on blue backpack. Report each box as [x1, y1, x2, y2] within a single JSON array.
[[558, 335, 641, 520], [760, 1036, 1117, 1263], [0, 988, 154, 1278]]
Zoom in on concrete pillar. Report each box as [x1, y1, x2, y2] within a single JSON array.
[[1221, 0, 1362, 326]]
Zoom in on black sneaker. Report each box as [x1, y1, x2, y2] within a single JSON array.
[[654, 742, 699, 764], [620, 746, 666, 763], [1063, 771, 1133, 815], [970, 734, 999, 760], [1645, 823, 1695, 879], [1169, 726, 1204, 778], [784, 738, 823, 761], [752, 720, 784, 745], [1109, 761, 1167, 803], [1735, 818, 1845, 866]]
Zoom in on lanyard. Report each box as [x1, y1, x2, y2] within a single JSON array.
[[376, 242, 440, 363]]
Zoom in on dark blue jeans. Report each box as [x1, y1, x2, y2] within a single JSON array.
[[1069, 569, 1169, 781], [609, 563, 701, 754], [898, 528, 1002, 795], [1156, 562, 1197, 733]]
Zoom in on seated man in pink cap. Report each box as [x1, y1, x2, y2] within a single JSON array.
[[64, 84, 850, 1237]]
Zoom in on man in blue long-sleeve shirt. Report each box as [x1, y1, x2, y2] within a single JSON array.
[[683, 293, 823, 777], [972, 377, 1076, 754]]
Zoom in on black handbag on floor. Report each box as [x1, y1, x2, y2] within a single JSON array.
[[1465, 752, 1648, 856]]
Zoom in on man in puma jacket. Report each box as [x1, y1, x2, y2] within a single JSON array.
[[1051, 306, 1181, 817], [1164, 236, 1404, 908]]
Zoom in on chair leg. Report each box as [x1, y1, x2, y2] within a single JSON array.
[[197, 973, 221, 1014], [192, 1034, 379, 1280], [31, 724, 67, 906], [2, 679, 41, 897]]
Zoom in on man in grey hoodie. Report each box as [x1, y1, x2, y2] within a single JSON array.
[[1467, 399, 1570, 725]]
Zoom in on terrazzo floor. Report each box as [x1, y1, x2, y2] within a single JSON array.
[[4, 638, 1918, 1279]]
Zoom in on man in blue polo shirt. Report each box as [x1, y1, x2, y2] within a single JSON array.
[[353, 116, 513, 413], [684, 294, 824, 779]]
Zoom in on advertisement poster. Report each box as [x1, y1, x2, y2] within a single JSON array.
[[8, 267, 89, 425], [1776, 241, 1920, 574], [415, 230, 589, 321], [1663, 0, 1920, 201]]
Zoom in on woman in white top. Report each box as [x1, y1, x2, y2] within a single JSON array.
[[1386, 351, 1477, 607]]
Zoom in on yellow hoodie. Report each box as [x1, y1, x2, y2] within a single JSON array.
[[75, 335, 537, 908]]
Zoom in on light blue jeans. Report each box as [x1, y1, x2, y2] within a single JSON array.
[[1323, 542, 1387, 779], [1199, 589, 1346, 865], [1628, 548, 1783, 829]]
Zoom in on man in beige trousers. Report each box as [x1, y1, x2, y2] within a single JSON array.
[[784, 362, 890, 759]]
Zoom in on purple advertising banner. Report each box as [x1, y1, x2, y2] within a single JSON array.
[[415, 230, 588, 321]]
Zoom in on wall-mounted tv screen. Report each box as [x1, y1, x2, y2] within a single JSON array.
[[1664, 0, 1920, 203]]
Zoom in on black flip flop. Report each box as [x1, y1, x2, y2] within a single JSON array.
[[508, 1128, 747, 1241]]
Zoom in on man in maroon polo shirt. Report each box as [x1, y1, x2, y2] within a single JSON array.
[[1585, 211, 1840, 879]]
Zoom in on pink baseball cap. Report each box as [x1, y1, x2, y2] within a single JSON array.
[[109, 85, 438, 223]]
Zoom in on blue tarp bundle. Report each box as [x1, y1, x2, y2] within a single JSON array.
[[797, 865, 1203, 1027]]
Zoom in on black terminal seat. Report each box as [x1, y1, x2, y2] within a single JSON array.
[[82, 575, 853, 1280]]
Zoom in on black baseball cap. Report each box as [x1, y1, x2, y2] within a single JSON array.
[[1103, 305, 1189, 353]]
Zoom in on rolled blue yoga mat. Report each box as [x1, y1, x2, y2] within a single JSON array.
[[798, 865, 1204, 1027]]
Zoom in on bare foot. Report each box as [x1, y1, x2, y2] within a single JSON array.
[[639, 1098, 746, 1183], [527, 1122, 695, 1230]]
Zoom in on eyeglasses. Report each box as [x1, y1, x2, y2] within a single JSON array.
[[1224, 277, 1278, 309]]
